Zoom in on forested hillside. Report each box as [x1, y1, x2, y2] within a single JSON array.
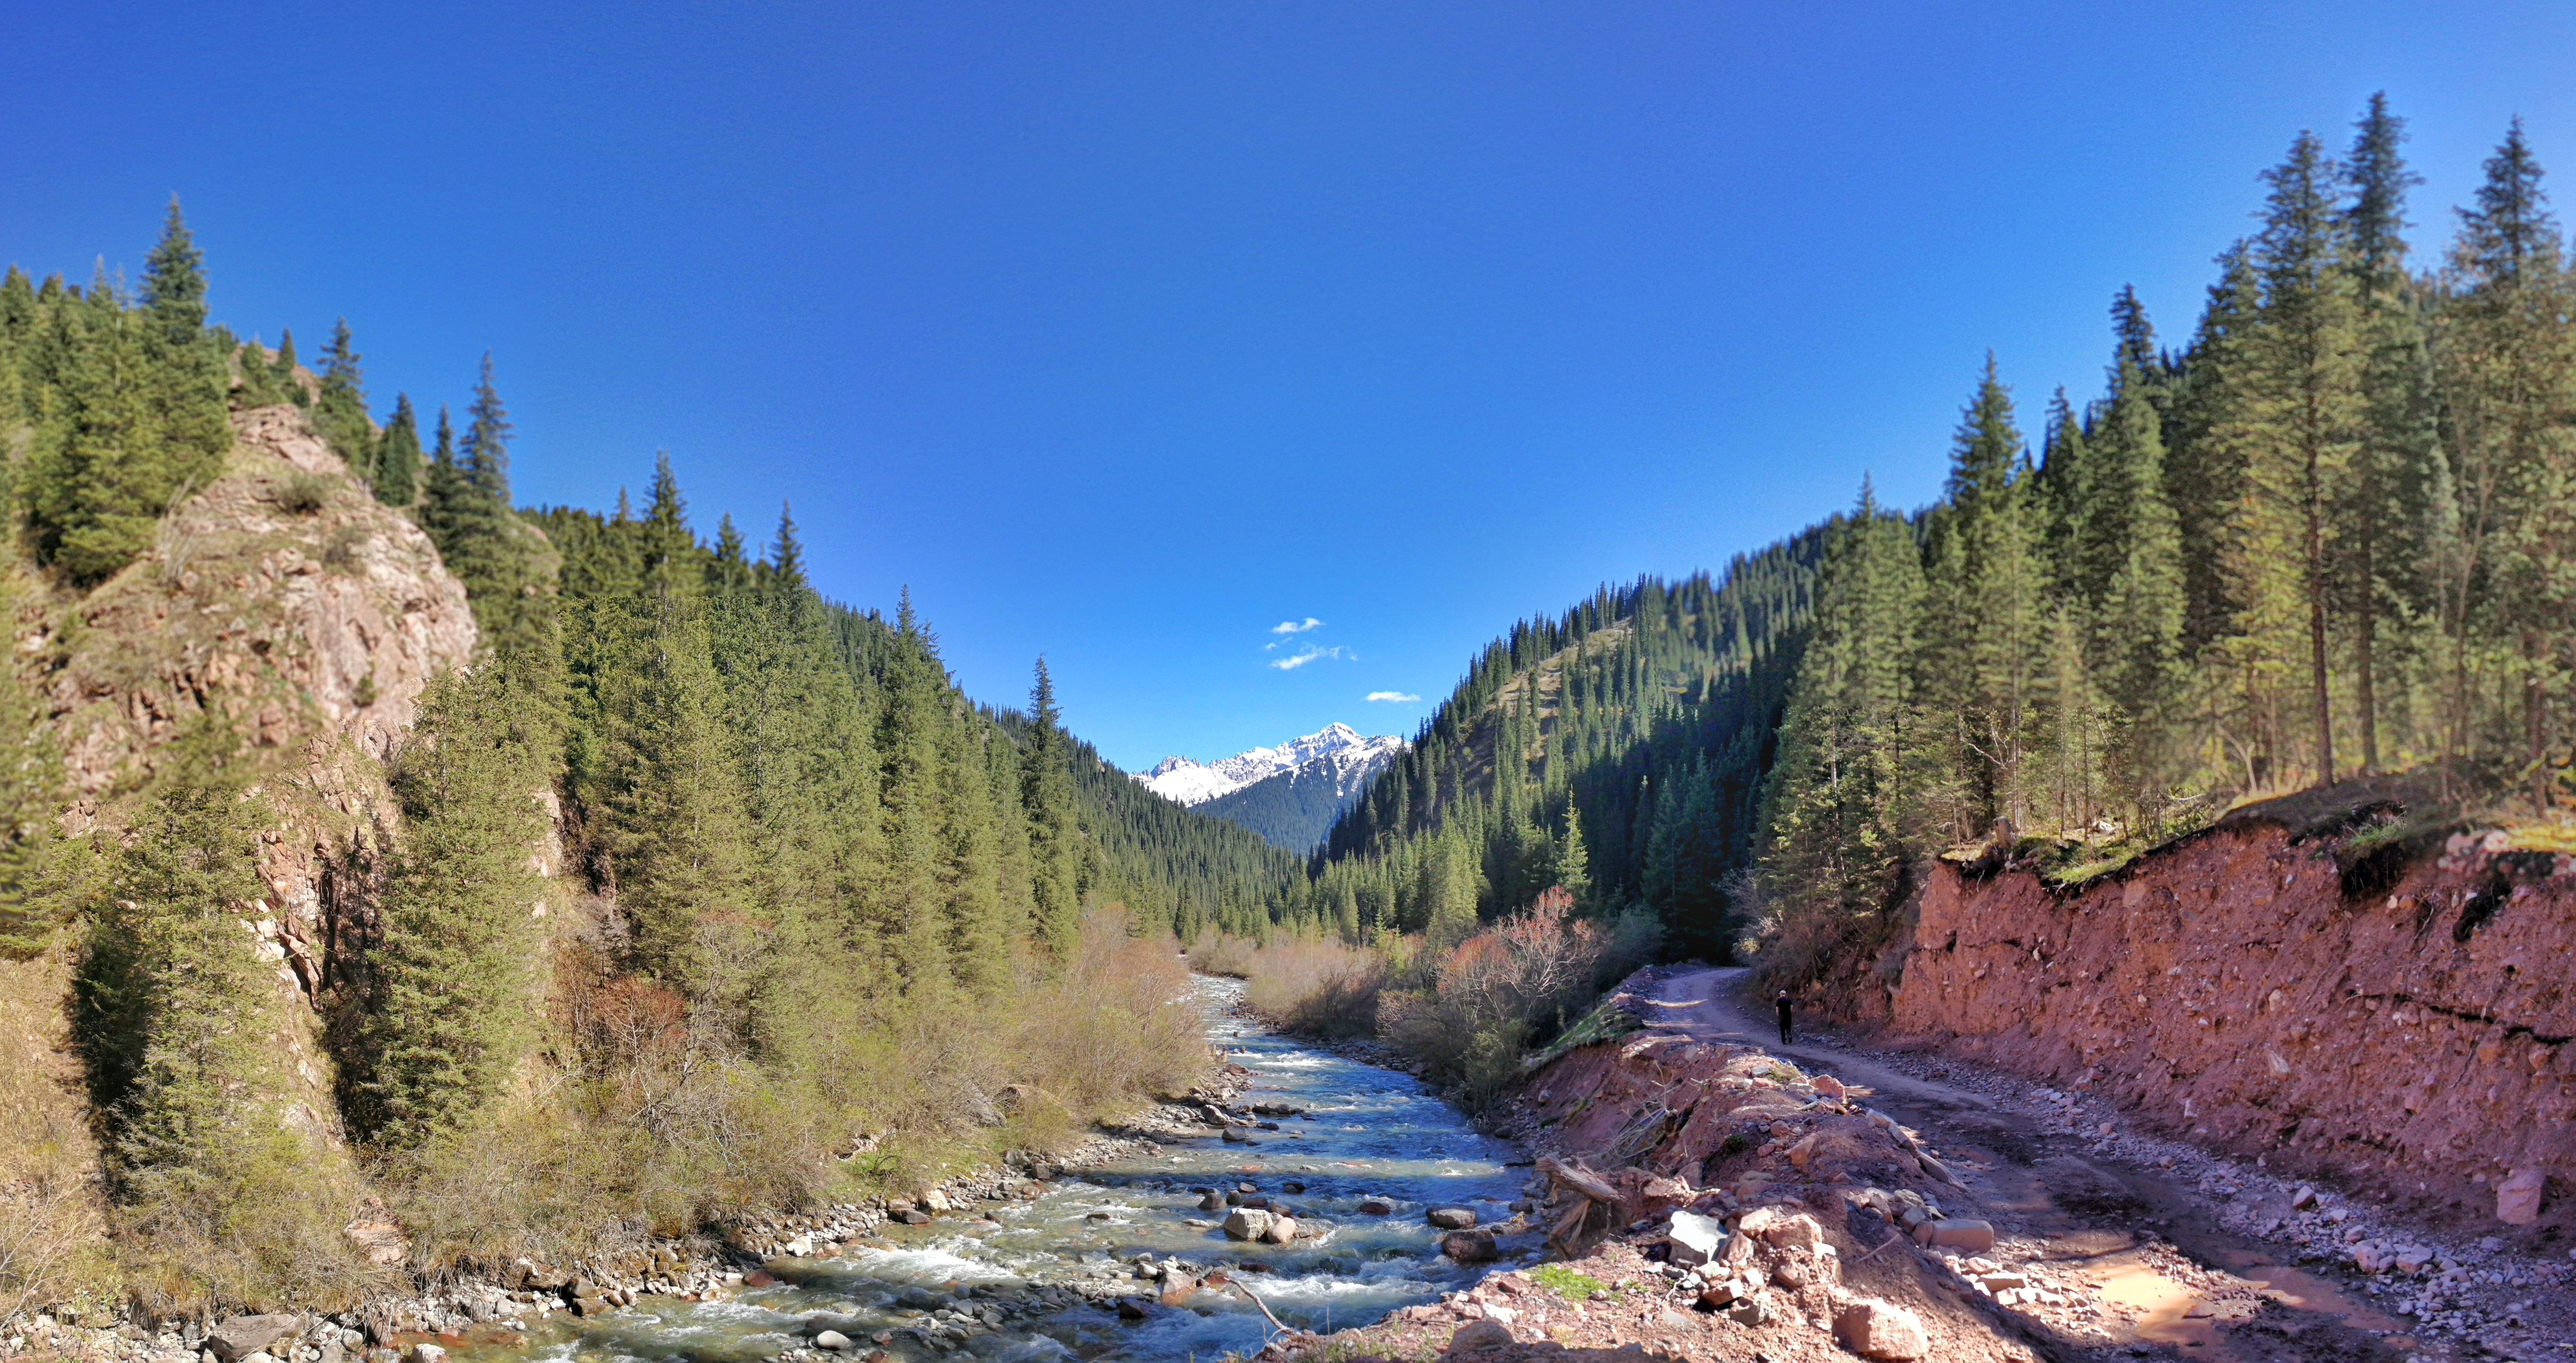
[[0, 206, 1298, 1312], [1757, 98, 2576, 982], [1306, 97, 2576, 977], [1310, 542, 1824, 958]]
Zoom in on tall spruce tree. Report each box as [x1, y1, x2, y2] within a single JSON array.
[[357, 666, 550, 1147], [2434, 121, 2576, 809], [314, 318, 375, 475], [375, 393, 421, 506], [1021, 658, 1081, 955]]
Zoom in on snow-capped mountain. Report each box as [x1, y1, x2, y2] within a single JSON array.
[[1137, 722, 1404, 808]]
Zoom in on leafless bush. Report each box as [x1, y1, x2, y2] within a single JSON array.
[[1183, 928, 1259, 978], [1242, 936, 1385, 1038]]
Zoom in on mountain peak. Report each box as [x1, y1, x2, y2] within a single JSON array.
[[1136, 722, 1403, 808]]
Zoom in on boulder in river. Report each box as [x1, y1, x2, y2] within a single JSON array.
[[1261, 1215, 1298, 1244], [1426, 1207, 1477, 1230], [813, 1331, 854, 1352], [1440, 1230, 1499, 1262], [1223, 1208, 1275, 1241], [1356, 1196, 1396, 1216]]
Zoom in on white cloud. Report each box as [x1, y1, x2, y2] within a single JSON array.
[[1269, 617, 1325, 636], [1270, 645, 1347, 671], [1365, 691, 1421, 703]]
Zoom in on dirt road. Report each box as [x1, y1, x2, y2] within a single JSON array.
[[1629, 965, 2574, 1363]]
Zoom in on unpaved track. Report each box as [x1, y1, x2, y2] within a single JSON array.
[[1647, 965, 1994, 1112], [1643, 966, 2443, 1363]]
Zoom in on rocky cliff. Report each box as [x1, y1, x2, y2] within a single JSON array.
[[32, 402, 481, 1149], [1878, 793, 2576, 1238]]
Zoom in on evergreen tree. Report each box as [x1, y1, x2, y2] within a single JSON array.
[[356, 666, 550, 1147], [374, 393, 421, 506], [2433, 121, 2576, 809], [1918, 359, 2043, 836], [2232, 130, 2363, 784], [419, 363, 559, 667], [314, 318, 375, 474], [1021, 658, 1081, 955], [73, 727, 286, 1192], [1550, 802, 1591, 912], [24, 202, 231, 584]]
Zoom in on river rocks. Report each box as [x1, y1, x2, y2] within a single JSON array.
[[1198, 1191, 1226, 1212], [813, 1331, 854, 1351], [1224, 1208, 1275, 1240], [1427, 1207, 1478, 1230], [1835, 1298, 1929, 1361], [406, 1347, 446, 1363], [1221, 1128, 1258, 1145], [1262, 1216, 1298, 1245], [1663, 1210, 1726, 1267], [1358, 1196, 1396, 1216], [1440, 1230, 1499, 1262], [208, 1316, 301, 1363], [1913, 1217, 1995, 1252], [2497, 1168, 2545, 1225], [1447, 1318, 1514, 1354]]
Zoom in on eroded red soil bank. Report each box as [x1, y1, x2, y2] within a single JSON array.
[[1886, 817, 2576, 1236]]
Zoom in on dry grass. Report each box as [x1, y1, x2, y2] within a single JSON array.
[[0, 955, 108, 1325]]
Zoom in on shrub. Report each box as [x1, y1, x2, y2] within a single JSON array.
[[1183, 928, 1259, 977], [1242, 936, 1385, 1038], [275, 472, 332, 515]]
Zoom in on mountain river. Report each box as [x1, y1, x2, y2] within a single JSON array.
[[459, 979, 1524, 1363]]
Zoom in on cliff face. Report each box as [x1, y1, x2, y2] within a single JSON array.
[[1886, 811, 2576, 1234], [34, 403, 482, 1148]]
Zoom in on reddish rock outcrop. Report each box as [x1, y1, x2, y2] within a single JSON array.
[[32, 404, 485, 1147], [1890, 814, 2576, 1233]]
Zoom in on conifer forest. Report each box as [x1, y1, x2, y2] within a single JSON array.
[[2, 90, 2574, 1325]]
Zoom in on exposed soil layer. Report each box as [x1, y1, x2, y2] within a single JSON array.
[[1887, 813, 2576, 1241], [1282, 964, 2576, 1363]]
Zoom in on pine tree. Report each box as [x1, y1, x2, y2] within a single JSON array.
[[1919, 360, 2043, 836], [2236, 130, 2363, 784], [2339, 100, 2432, 773], [419, 361, 559, 667], [1021, 658, 1081, 955], [597, 458, 757, 1008], [314, 318, 375, 474], [2433, 121, 2576, 810], [357, 665, 551, 1147], [24, 203, 231, 584], [374, 393, 421, 506], [73, 726, 286, 1191], [1550, 802, 1592, 912]]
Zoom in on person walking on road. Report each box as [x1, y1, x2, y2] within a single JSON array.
[[1775, 990, 1794, 1045]]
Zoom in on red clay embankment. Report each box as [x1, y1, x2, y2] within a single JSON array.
[[1885, 814, 2576, 1236]]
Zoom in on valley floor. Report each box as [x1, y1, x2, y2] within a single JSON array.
[[1278, 965, 2576, 1363]]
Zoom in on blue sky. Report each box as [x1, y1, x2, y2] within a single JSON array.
[[5, 3, 2572, 771]]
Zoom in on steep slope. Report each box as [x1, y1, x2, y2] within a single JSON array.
[[1857, 782, 2576, 1237], [1313, 532, 1825, 954]]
